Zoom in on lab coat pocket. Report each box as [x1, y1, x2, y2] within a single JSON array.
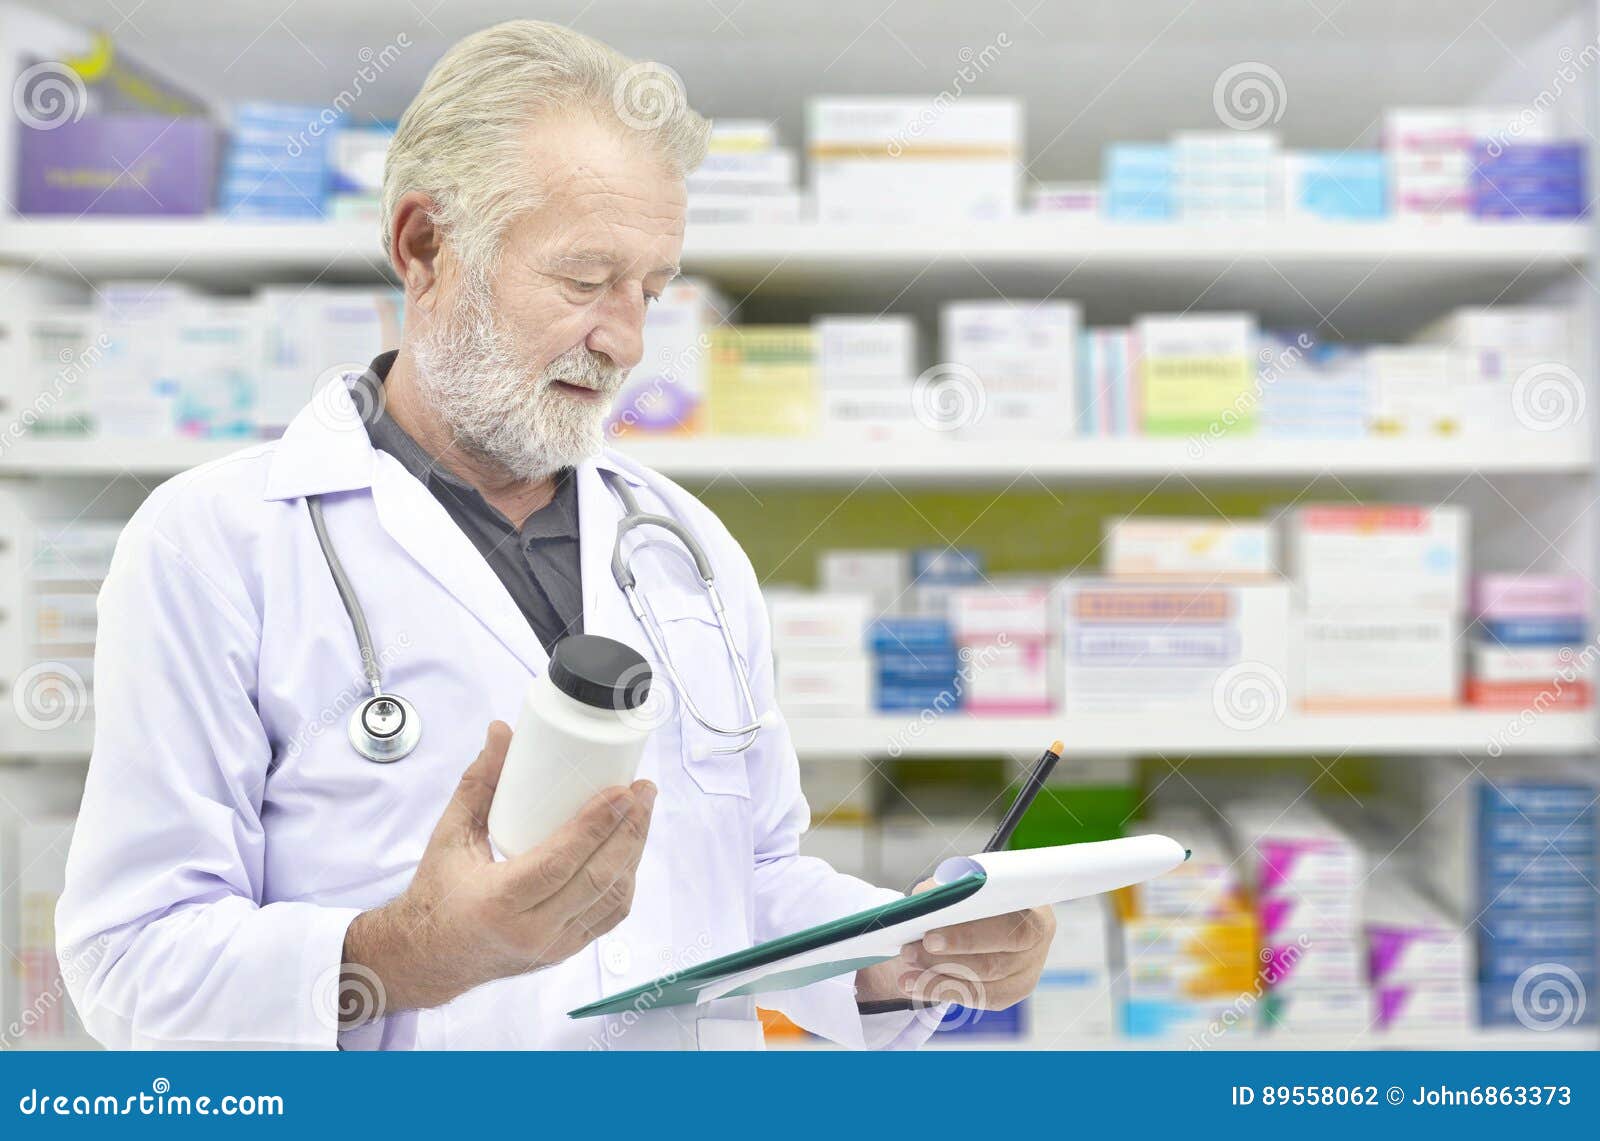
[[652, 604, 753, 801]]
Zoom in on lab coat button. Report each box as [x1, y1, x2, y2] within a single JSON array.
[[602, 938, 631, 976]]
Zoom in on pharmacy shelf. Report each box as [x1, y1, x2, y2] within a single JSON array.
[[0, 434, 1591, 483], [0, 218, 1585, 281], [5, 711, 1592, 762], [784, 712, 1595, 759]]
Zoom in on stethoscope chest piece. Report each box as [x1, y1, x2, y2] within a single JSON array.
[[349, 692, 422, 763]]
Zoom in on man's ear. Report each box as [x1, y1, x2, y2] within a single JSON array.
[[389, 191, 446, 313]]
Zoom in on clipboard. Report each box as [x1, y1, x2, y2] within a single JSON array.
[[568, 834, 1185, 1018]]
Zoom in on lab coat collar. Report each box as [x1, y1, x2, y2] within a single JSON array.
[[263, 370, 652, 679]]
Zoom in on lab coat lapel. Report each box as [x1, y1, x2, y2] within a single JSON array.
[[577, 458, 649, 661], [369, 453, 550, 678]]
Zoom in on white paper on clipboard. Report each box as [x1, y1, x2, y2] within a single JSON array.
[[696, 834, 1186, 1004]]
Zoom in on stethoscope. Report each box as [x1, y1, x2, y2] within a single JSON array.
[[308, 471, 767, 763]]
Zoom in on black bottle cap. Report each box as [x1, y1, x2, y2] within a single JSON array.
[[548, 634, 652, 712]]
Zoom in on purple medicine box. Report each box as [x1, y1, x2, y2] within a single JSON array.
[[16, 114, 216, 216]]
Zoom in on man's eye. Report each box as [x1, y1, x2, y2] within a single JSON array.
[[644, 293, 661, 306], [570, 279, 606, 293]]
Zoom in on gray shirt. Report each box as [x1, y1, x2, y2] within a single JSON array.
[[358, 351, 583, 655]]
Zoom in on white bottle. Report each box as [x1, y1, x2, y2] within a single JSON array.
[[488, 634, 654, 857]]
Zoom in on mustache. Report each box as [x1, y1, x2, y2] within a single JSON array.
[[542, 347, 624, 393]]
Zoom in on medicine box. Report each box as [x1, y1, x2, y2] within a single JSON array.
[[1104, 516, 1275, 580]]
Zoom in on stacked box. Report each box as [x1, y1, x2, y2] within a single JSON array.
[[1286, 505, 1466, 711], [1136, 313, 1257, 437], [220, 102, 329, 218], [1026, 896, 1115, 1044], [1103, 516, 1275, 580], [688, 122, 802, 225], [949, 583, 1053, 714], [1057, 579, 1291, 718], [1468, 574, 1592, 710], [808, 97, 1020, 223], [608, 279, 729, 437], [1257, 334, 1371, 440], [1119, 812, 1260, 1041], [90, 281, 191, 439], [869, 616, 961, 713], [1385, 108, 1475, 220], [1365, 873, 1474, 1033], [707, 326, 816, 436], [1417, 305, 1574, 386], [169, 299, 262, 438], [907, 547, 985, 618], [1476, 778, 1598, 1028], [1282, 151, 1386, 221], [1226, 802, 1371, 1034], [1103, 144, 1174, 220], [18, 818, 82, 1043], [1078, 327, 1139, 436], [819, 549, 908, 617], [1367, 346, 1460, 436], [20, 309, 98, 438], [256, 286, 403, 435], [939, 302, 1080, 440], [814, 315, 920, 443], [1471, 143, 1586, 221], [326, 123, 392, 222], [766, 590, 872, 716], [1173, 132, 1280, 221]]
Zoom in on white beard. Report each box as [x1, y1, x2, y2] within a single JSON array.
[[410, 273, 624, 482]]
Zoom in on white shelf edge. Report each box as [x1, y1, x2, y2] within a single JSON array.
[[4, 711, 1592, 761], [0, 218, 1585, 276], [0, 435, 1590, 481]]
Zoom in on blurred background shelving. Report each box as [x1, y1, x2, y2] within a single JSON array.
[[0, 0, 1597, 1051]]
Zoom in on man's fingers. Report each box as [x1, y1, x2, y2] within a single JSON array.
[[533, 782, 655, 919], [495, 781, 650, 906], [905, 963, 1036, 1010], [922, 907, 1050, 955], [907, 946, 1030, 983], [435, 722, 513, 850]]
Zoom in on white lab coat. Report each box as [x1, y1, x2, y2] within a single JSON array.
[[55, 377, 934, 1051]]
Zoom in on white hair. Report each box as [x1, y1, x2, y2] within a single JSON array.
[[381, 19, 709, 272]]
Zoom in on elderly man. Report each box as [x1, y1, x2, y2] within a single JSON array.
[[56, 20, 1053, 1050]]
